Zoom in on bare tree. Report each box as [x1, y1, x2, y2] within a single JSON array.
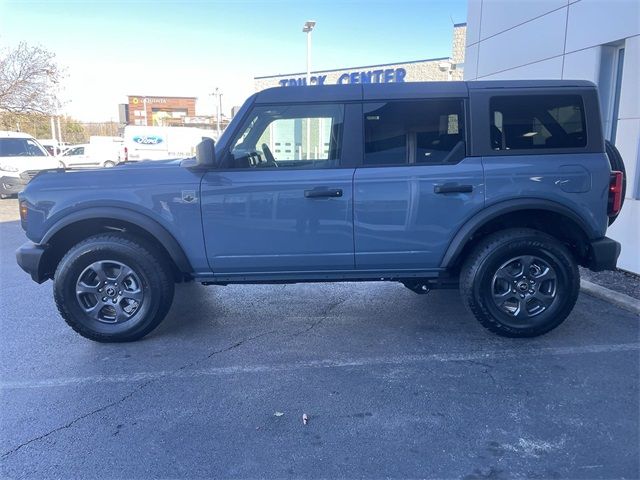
[[0, 42, 63, 114]]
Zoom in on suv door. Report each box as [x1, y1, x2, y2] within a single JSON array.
[[201, 103, 359, 275], [354, 98, 484, 270]]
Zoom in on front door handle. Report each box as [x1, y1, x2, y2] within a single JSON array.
[[434, 183, 473, 194], [304, 187, 343, 198]]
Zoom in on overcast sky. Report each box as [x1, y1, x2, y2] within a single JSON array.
[[0, 0, 467, 121]]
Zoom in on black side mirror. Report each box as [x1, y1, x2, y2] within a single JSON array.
[[195, 138, 216, 167]]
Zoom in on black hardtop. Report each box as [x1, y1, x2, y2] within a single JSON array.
[[254, 79, 597, 104]]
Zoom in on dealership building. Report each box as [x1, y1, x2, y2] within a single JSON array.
[[254, 23, 466, 90], [465, 0, 639, 273], [251, 23, 466, 164]]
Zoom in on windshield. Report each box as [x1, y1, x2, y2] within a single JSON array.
[[0, 138, 49, 157]]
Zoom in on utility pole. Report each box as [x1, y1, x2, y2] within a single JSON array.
[[211, 88, 223, 139]]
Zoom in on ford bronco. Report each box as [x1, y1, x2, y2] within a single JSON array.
[[16, 80, 625, 342]]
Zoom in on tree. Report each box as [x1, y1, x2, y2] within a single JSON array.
[[0, 42, 62, 114]]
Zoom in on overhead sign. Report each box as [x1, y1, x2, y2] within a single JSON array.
[[278, 67, 407, 87]]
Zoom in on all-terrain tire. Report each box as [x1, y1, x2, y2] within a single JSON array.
[[53, 233, 174, 342], [460, 228, 580, 338]]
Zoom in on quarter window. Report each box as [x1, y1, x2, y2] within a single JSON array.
[[229, 104, 344, 169], [490, 95, 587, 151], [363, 99, 465, 166]]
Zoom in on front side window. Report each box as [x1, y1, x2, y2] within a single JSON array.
[[0, 138, 48, 157], [65, 147, 84, 156], [229, 104, 344, 169], [490, 95, 587, 151], [364, 99, 465, 166]]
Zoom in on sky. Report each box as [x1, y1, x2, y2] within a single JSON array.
[[0, 0, 467, 121]]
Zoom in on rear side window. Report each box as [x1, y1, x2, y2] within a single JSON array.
[[364, 99, 465, 166], [490, 95, 586, 151]]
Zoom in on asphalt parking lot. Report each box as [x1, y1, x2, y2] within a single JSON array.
[[0, 197, 638, 479]]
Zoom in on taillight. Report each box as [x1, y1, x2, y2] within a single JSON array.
[[123, 147, 128, 162], [608, 171, 623, 217]]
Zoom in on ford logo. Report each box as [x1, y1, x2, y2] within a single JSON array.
[[132, 135, 164, 145]]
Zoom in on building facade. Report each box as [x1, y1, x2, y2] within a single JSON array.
[[465, 0, 639, 273], [254, 23, 466, 90], [252, 24, 466, 163], [126, 95, 197, 126]]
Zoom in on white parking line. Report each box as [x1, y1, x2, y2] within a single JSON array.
[[2, 343, 638, 390]]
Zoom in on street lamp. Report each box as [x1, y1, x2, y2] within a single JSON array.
[[302, 20, 316, 85], [302, 20, 316, 159]]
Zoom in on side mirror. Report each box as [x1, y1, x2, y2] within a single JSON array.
[[195, 138, 216, 167]]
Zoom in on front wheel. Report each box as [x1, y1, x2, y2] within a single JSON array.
[[460, 228, 579, 337], [54, 233, 174, 342]]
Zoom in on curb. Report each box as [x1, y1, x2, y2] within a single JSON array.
[[580, 279, 640, 315]]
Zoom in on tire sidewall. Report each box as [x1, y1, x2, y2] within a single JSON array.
[[55, 240, 163, 340], [472, 235, 578, 336]]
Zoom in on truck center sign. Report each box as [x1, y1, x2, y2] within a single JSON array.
[[278, 67, 407, 87]]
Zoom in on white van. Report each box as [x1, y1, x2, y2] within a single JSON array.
[[0, 131, 59, 198], [59, 136, 125, 169], [123, 126, 216, 161]]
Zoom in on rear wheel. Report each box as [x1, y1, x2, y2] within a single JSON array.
[[103, 160, 116, 168], [460, 228, 579, 337], [54, 233, 174, 342]]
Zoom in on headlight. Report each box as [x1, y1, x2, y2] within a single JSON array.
[[0, 163, 19, 172]]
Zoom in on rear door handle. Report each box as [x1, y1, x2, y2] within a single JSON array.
[[304, 187, 343, 198], [434, 183, 473, 194]]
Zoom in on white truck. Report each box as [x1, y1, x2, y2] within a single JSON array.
[[123, 126, 216, 162], [58, 136, 125, 169]]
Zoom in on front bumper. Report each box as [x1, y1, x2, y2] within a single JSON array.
[[586, 237, 621, 272], [16, 241, 49, 283], [0, 175, 28, 196]]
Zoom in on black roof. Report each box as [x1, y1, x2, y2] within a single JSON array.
[[254, 80, 597, 104]]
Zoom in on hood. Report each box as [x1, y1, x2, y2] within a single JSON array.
[[0, 155, 59, 175]]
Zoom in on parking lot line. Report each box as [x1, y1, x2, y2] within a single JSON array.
[[2, 342, 638, 390]]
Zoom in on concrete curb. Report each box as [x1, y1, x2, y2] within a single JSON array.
[[580, 279, 640, 316]]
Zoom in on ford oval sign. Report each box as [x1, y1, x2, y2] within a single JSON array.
[[132, 135, 164, 145]]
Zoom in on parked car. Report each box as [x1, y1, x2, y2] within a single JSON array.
[[16, 80, 625, 342], [0, 131, 60, 198], [38, 139, 69, 156], [58, 137, 125, 169]]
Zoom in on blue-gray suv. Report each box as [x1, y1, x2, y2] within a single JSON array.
[[15, 80, 626, 342]]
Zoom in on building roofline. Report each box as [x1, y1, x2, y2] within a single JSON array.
[[254, 57, 451, 80], [127, 95, 197, 99]]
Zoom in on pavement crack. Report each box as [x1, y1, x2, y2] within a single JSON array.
[[1, 379, 154, 459], [1, 330, 276, 459], [291, 317, 326, 337], [463, 359, 498, 386], [290, 296, 348, 337]]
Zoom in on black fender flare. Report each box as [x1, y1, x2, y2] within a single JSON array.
[[440, 198, 597, 269], [41, 207, 193, 274]]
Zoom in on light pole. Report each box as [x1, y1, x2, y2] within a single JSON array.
[[302, 20, 316, 159], [211, 88, 223, 139], [302, 20, 315, 85]]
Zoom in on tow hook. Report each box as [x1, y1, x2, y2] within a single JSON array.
[[402, 280, 431, 295]]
